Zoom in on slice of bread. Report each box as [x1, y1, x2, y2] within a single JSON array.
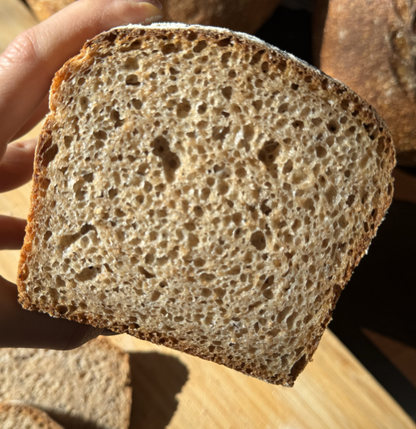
[[17, 23, 395, 386], [26, 0, 281, 34], [0, 338, 131, 429], [314, 0, 416, 165], [0, 403, 64, 429]]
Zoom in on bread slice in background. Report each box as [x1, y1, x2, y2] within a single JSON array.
[[26, 0, 281, 34], [0, 338, 131, 429], [314, 0, 416, 165], [0, 403, 64, 429], [17, 23, 395, 386]]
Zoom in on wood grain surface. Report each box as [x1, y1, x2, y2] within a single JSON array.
[[109, 332, 416, 429], [0, 0, 415, 428]]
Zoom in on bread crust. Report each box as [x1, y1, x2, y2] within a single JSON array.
[[0, 338, 132, 429], [0, 403, 63, 429], [315, 0, 416, 164], [18, 23, 395, 386], [26, 0, 281, 34]]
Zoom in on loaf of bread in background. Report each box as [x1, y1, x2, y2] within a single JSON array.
[[18, 23, 395, 386], [26, 0, 281, 34], [0, 403, 64, 429], [314, 0, 416, 165], [0, 338, 131, 429]]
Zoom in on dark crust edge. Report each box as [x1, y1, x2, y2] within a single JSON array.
[[17, 24, 396, 387]]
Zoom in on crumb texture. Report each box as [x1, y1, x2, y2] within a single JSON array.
[[0, 339, 131, 429], [18, 25, 395, 386], [0, 403, 63, 429]]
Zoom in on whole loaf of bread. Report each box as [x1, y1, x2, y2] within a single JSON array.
[[315, 0, 416, 165], [18, 23, 395, 386], [26, 0, 281, 34]]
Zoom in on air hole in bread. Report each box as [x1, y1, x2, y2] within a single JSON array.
[[200, 273, 216, 282], [250, 50, 264, 65], [250, 231, 266, 251], [221, 52, 232, 65], [213, 125, 231, 141], [186, 31, 197, 41], [252, 100, 263, 111], [193, 40, 207, 53], [217, 37, 232, 47], [123, 57, 138, 70], [221, 86, 232, 100], [176, 99, 191, 118], [278, 103, 289, 114], [75, 266, 100, 282], [162, 43, 181, 55], [151, 136, 180, 183], [41, 139, 59, 168], [316, 146, 327, 158], [125, 74, 140, 85], [283, 160, 293, 174], [110, 109, 124, 128], [261, 62, 269, 73], [327, 119, 339, 134], [325, 186, 337, 203], [130, 99, 143, 110], [258, 139, 280, 178], [292, 120, 304, 130], [197, 102, 207, 114]]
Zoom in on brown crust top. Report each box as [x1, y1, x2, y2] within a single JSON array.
[[17, 24, 395, 386], [26, 0, 281, 34], [315, 0, 416, 160]]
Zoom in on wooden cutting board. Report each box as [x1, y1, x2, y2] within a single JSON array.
[[0, 0, 415, 427]]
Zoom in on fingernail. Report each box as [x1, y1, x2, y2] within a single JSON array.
[[130, 0, 163, 10]]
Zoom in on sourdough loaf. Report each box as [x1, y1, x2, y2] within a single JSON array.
[[315, 0, 416, 165], [17, 23, 395, 386], [26, 0, 281, 34], [0, 338, 131, 429], [26, 0, 74, 22], [0, 403, 63, 429]]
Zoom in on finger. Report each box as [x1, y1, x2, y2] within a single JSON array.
[[0, 139, 36, 193], [0, 216, 26, 250], [0, 275, 104, 350], [0, 0, 162, 159], [11, 94, 49, 142]]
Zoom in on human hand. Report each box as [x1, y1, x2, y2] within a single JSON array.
[[0, 0, 162, 349]]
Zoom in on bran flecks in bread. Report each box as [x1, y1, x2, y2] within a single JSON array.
[[17, 23, 395, 386]]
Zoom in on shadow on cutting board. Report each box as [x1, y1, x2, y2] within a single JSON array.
[[46, 411, 104, 429], [128, 352, 189, 429], [329, 200, 416, 421]]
